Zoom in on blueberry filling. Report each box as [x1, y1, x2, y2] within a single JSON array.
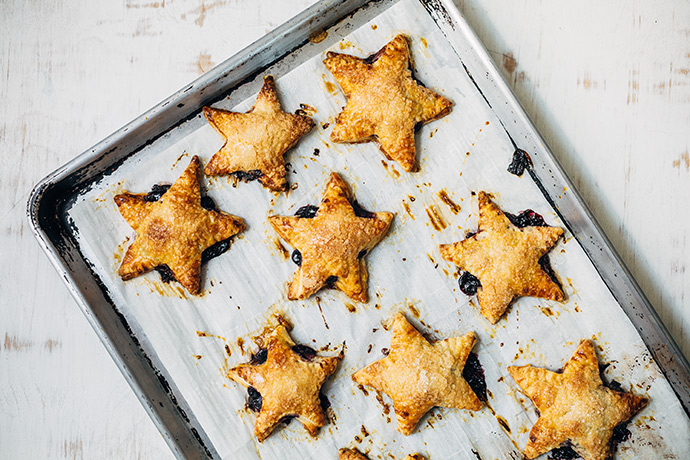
[[250, 348, 268, 365], [155, 265, 177, 284], [462, 352, 487, 402], [145, 184, 171, 202], [548, 443, 578, 460], [458, 271, 481, 296], [505, 210, 547, 228], [291, 344, 317, 361], [294, 205, 319, 218], [351, 200, 375, 219], [325, 276, 338, 288], [357, 249, 367, 259], [247, 386, 262, 412], [291, 249, 302, 266], [232, 170, 263, 182], [507, 149, 532, 177]]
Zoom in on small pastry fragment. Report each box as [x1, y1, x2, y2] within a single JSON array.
[[339, 448, 425, 460], [439, 191, 564, 324], [323, 34, 452, 172], [203, 75, 314, 192], [352, 313, 482, 435], [508, 340, 648, 460], [226, 324, 342, 442], [114, 156, 245, 294], [268, 172, 393, 302]]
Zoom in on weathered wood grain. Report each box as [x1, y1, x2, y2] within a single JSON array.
[[1, 0, 688, 458]]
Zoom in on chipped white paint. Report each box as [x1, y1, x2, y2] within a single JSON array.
[[0, 0, 688, 458]]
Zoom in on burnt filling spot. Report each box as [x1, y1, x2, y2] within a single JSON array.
[[155, 265, 177, 283], [291, 249, 302, 266], [507, 148, 532, 177], [232, 170, 263, 182], [292, 344, 317, 361], [548, 442, 578, 460], [145, 183, 171, 202], [294, 205, 319, 218], [250, 348, 268, 365], [247, 386, 262, 412], [458, 271, 482, 296], [351, 200, 375, 219], [462, 352, 487, 401], [505, 210, 547, 228], [325, 275, 338, 288]]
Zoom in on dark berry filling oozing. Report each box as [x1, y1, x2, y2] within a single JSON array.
[[505, 210, 547, 228], [232, 170, 263, 182], [458, 271, 482, 296], [294, 205, 319, 218], [291, 344, 317, 362], [462, 352, 487, 402], [507, 148, 532, 177], [548, 443, 578, 460], [145, 183, 171, 202], [351, 200, 375, 219], [250, 348, 268, 365], [247, 386, 263, 412], [325, 276, 338, 288], [291, 249, 302, 266]]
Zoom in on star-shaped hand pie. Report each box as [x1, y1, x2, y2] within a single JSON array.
[[268, 172, 393, 302], [508, 340, 648, 460], [352, 313, 482, 435], [323, 34, 452, 172], [339, 448, 425, 460], [226, 324, 342, 442], [203, 75, 314, 192], [439, 191, 564, 324], [114, 156, 246, 295]]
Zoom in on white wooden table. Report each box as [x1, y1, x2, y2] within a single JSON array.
[[2, 0, 688, 458]]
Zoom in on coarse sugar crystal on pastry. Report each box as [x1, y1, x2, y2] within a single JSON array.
[[339, 447, 425, 460], [114, 156, 246, 295], [439, 191, 564, 324], [268, 172, 393, 302], [508, 339, 648, 460], [323, 34, 452, 173], [226, 323, 342, 442], [203, 75, 314, 192], [352, 312, 482, 436]]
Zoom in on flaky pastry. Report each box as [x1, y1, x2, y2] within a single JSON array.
[[203, 75, 314, 192], [508, 340, 648, 460], [226, 324, 341, 442], [323, 34, 452, 172], [114, 156, 245, 294], [352, 313, 482, 435], [439, 191, 564, 323], [268, 172, 393, 302]]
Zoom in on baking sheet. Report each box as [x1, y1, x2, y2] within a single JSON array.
[[65, 0, 690, 458]]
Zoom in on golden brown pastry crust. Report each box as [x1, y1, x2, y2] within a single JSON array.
[[114, 156, 245, 295], [508, 340, 648, 460], [352, 313, 482, 435], [338, 448, 425, 460], [323, 34, 452, 172], [203, 75, 314, 192], [226, 324, 342, 442], [439, 191, 564, 324], [268, 172, 393, 302]]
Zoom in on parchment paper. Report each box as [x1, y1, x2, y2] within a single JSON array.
[[67, 0, 690, 458]]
